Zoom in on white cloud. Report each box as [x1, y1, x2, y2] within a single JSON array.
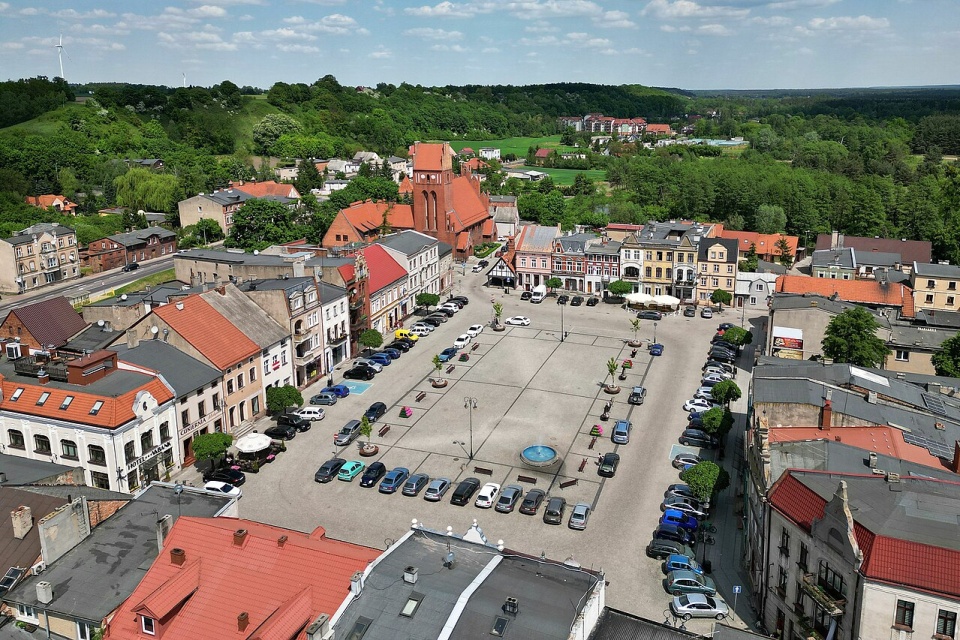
[[0, 41, 24, 49], [566, 32, 613, 47], [768, 0, 840, 9], [504, 0, 602, 20], [283, 16, 307, 24], [403, 27, 463, 40], [593, 10, 636, 28], [297, 0, 347, 4], [277, 43, 321, 53], [260, 27, 317, 41], [306, 14, 367, 35], [430, 43, 467, 52], [642, 0, 749, 19], [369, 47, 392, 58], [808, 15, 889, 30], [698, 23, 733, 35], [184, 0, 265, 5], [49, 8, 117, 19], [19, 7, 38, 15], [751, 15, 791, 27], [519, 35, 561, 46], [524, 22, 559, 33], [158, 30, 237, 51], [0, 3, 10, 12], [188, 5, 229, 18], [405, 2, 489, 18], [660, 24, 691, 32]]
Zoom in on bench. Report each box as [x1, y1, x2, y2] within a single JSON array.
[[559, 479, 578, 489], [578, 458, 587, 473], [474, 466, 493, 476], [378, 425, 390, 437], [415, 391, 427, 402], [517, 475, 537, 485], [471, 343, 479, 351], [446, 365, 455, 374], [588, 436, 597, 450]]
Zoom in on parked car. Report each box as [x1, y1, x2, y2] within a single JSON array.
[[520, 291, 533, 301], [702, 360, 735, 374], [475, 482, 501, 508], [519, 488, 546, 515], [449, 296, 469, 306], [355, 358, 384, 372], [427, 312, 450, 322], [557, 295, 569, 305], [664, 484, 705, 505], [379, 467, 410, 494], [683, 306, 697, 317], [707, 350, 736, 364], [466, 324, 484, 337], [359, 461, 387, 488], [664, 554, 704, 575], [660, 508, 699, 532], [718, 322, 735, 331], [637, 310, 663, 320], [424, 478, 452, 501], [495, 485, 523, 513], [570, 296, 584, 306], [543, 496, 567, 524], [402, 473, 430, 496], [445, 298, 466, 308], [293, 406, 325, 422], [277, 413, 312, 431], [612, 419, 632, 444], [670, 594, 729, 621], [438, 347, 459, 362], [703, 368, 733, 381], [694, 386, 715, 401], [683, 398, 718, 413], [653, 523, 696, 547], [433, 307, 455, 317], [310, 392, 338, 405], [568, 502, 591, 530], [672, 452, 702, 469], [363, 402, 386, 422], [314, 458, 346, 483], [662, 496, 709, 519], [121, 262, 140, 272], [666, 570, 717, 596], [338, 460, 365, 482], [203, 468, 246, 487], [379, 347, 402, 359], [410, 324, 433, 336], [420, 316, 443, 327], [451, 477, 481, 505], [504, 316, 530, 326], [598, 452, 620, 477], [628, 386, 646, 405], [453, 334, 472, 349], [700, 307, 714, 318], [679, 429, 718, 449], [343, 366, 375, 380], [388, 340, 413, 352], [439, 302, 460, 314], [701, 374, 726, 386], [394, 329, 420, 341], [203, 480, 241, 498], [649, 343, 664, 356], [586, 296, 600, 306], [646, 539, 695, 560], [367, 352, 393, 366], [264, 424, 297, 440], [471, 264, 484, 273], [334, 420, 363, 446]]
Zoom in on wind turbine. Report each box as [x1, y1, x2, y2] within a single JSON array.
[[55, 33, 64, 80]]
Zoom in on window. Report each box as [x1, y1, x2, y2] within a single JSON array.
[[77, 621, 95, 640], [949, 296, 955, 306], [928, 279, 936, 289], [756, 283, 765, 290], [895, 599, 915, 629], [817, 560, 846, 600], [713, 264, 720, 273], [90, 401, 103, 415], [181, 408, 190, 425], [777, 566, 788, 596], [895, 350, 909, 362], [344, 616, 373, 640], [400, 592, 424, 618], [8, 429, 25, 450], [251, 396, 260, 415], [34, 435, 51, 454], [520, 257, 526, 267], [250, 367, 256, 382], [197, 400, 206, 419], [16, 604, 37, 623], [227, 379, 234, 394], [160, 422, 170, 442], [61, 440, 78, 460], [124, 441, 136, 464], [779, 527, 790, 557], [10, 388, 23, 401], [141, 616, 156, 635], [926, 294, 935, 304], [60, 395, 73, 410], [798, 542, 809, 572], [950, 282, 958, 291], [238, 373, 244, 389], [727, 264, 734, 273], [36, 392, 49, 406], [937, 609, 957, 638], [645, 267, 652, 277], [88, 445, 106, 466], [213, 392, 220, 409]]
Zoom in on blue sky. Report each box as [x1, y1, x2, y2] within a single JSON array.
[[0, 0, 956, 90]]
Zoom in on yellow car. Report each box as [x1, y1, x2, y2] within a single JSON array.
[[394, 328, 419, 342]]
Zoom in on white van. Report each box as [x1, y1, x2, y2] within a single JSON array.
[[530, 284, 547, 304], [295, 406, 326, 421], [411, 325, 431, 337]]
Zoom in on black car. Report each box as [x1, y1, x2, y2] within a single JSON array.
[[379, 347, 402, 359], [450, 477, 481, 505], [586, 297, 599, 306], [315, 458, 346, 483], [628, 385, 647, 405], [203, 468, 246, 487], [434, 307, 456, 317], [703, 360, 735, 374], [344, 366, 375, 380], [264, 424, 297, 440], [683, 306, 697, 317], [388, 340, 413, 352], [680, 429, 719, 449], [449, 296, 470, 305], [646, 538, 696, 560], [637, 310, 663, 320], [359, 462, 387, 488], [121, 262, 140, 272], [718, 322, 735, 331], [395, 337, 417, 348], [519, 489, 546, 515], [543, 496, 567, 524], [570, 296, 584, 306], [598, 452, 620, 477], [521, 291, 533, 301], [364, 402, 387, 422], [557, 295, 569, 305], [277, 413, 311, 432], [421, 316, 443, 327], [653, 523, 696, 546], [426, 313, 448, 324]]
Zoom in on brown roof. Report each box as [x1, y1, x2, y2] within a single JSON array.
[[3, 297, 87, 349], [815, 233, 932, 265], [151, 295, 260, 370], [410, 142, 453, 171], [0, 488, 68, 575], [775, 274, 916, 317], [229, 180, 300, 199], [450, 176, 489, 231], [341, 201, 414, 234]]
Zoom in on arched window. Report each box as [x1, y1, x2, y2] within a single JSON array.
[[33, 435, 51, 454], [88, 445, 106, 466], [61, 440, 78, 460]]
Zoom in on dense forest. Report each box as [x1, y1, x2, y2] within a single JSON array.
[[2, 76, 960, 261]]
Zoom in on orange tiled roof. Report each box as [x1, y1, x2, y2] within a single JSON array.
[[362, 244, 407, 293], [450, 176, 489, 230], [105, 517, 379, 640], [151, 295, 260, 370], [767, 426, 945, 470], [410, 142, 453, 171], [25, 194, 78, 213], [460, 158, 487, 173], [399, 176, 413, 194], [775, 274, 915, 317], [229, 180, 300, 199], [720, 230, 799, 257], [342, 201, 414, 235], [646, 124, 673, 134]]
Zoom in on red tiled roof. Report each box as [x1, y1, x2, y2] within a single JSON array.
[[534, 149, 550, 158], [341, 201, 414, 235], [105, 517, 379, 640], [229, 180, 300, 199], [450, 176, 489, 230], [720, 231, 799, 257], [456, 233, 469, 251], [815, 234, 932, 265], [410, 142, 453, 171], [770, 472, 960, 599], [482, 218, 494, 237], [361, 244, 407, 293], [337, 263, 355, 284], [459, 158, 487, 174], [25, 194, 77, 213], [775, 274, 915, 317], [398, 176, 413, 194], [767, 426, 945, 470], [3, 297, 87, 349], [151, 295, 259, 370], [605, 224, 644, 232]]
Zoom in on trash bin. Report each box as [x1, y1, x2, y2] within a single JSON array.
[[504, 287, 509, 294], [701, 560, 712, 574]]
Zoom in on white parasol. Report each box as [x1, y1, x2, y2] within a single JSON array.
[[235, 432, 272, 454], [652, 294, 681, 307], [625, 292, 655, 304]]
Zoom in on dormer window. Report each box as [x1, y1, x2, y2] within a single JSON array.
[[10, 388, 23, 401], [36, 392, 50, 406], [141, 616, 156, 635], [90, 401, 104, 416]]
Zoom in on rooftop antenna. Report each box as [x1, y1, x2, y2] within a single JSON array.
[[55, 33, 65, 80], [182, 72, 186, 88]]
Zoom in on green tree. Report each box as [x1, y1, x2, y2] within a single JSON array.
[[630, 318, 641, 343], [679, 461, 720, 503], [776, 236, 794, 266], [739, 242, 758, 272], [359, 329, 383, 350], [253, 114, 303, 154], [191, 218, 225, 245], [754, 204, 787, 234], [932, 333, 960, 377], [700, 407, 735, 438], [607, 279, 632, 297], [710, 379, 742, 406], [605, 357, 618, 389], [710, 289, 732, 309], [191, 432, 233, 466], [294, 158, 324, 195], [359, 415, 373, 447], [416, 292, 440, 309], [822, 307, 891, 367], [227, 199, 307, 251], [492, 302, 503, 325], [265, 384, 303, 414], [720, 326, 752, 347], [545, 277, 563, 293], [113, 168, 180, 213], [432, 354, 443, 380]]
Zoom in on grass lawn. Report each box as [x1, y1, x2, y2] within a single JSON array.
[[450, 136, 581, 158], [524, 166, 607, 186], [113, 269, 177, 296], [0, 102, 88, 138]]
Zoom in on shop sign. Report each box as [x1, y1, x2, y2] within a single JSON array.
[[179, 411, 219, 437], [126, 440, 172, 472]]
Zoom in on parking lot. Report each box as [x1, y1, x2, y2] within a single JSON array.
[[221, 270, 762, 629]]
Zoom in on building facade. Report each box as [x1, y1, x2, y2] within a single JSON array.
[[514, 224, 560, 291], [698, 238, 739, 305], [0, 223, 80, 294], [177, 190, 252, 235], [911, 262, 960, 313], [82, 227, 177, 273]]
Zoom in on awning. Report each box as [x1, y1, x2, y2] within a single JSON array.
[[625, 292, 655, 304], [235, 433, 272, 454], [652, 294, 681, 306]]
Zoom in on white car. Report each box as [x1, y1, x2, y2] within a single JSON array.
[[204, 481, 242, 498], [702, 369, 732, 381], [694, 386, 714, 400], [475, 482, 501, 508], [453, 334, 472, 349], [439, 303, 460, 314], [354, 358, 384, 372], [471, 264, 484, 273], [294, 406, 326, 421], [411, 322, 435, 333], [504, 316, 530, 326], [466, 324, 484, 337], [670, 593, 729, 620], [683, 398, 719, 413]]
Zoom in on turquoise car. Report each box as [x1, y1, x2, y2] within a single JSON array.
[[338, 460, 365, 482]]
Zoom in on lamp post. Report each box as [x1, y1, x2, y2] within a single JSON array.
[[653, 321, 658, 344], [464, 397, 478, 460], [560, 299, 565, 342], [741, 297, 747, 328]]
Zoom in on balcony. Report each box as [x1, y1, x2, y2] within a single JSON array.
[[800, 573, 845, 617], [13, 356, 69, 381], [327, 329, 348, 344]]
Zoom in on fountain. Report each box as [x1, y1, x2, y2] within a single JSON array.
[[520, 444, 560, 468]]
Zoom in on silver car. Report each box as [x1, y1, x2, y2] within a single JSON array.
[[568, 502, 591, 530], [424, 478, 451, 502], [354, 358, 383, 372], [670, 593, 729, 620]]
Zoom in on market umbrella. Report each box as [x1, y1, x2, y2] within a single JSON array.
[[235, 432, 272, 454], [652, 294, 681, 307], [625, 292, 654, 304]]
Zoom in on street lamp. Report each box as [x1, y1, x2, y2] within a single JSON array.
[[560, 300, 565, 342], [464, 397, 478, 460], [653, 321, 658, 344]]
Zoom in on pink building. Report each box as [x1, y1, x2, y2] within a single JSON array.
[[513, 224, 560, 291]]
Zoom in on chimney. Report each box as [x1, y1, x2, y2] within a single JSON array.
[[305, 614, 331, 640], [36, 581, 53, 605], [350, 571, 364, 596], [37, 369, 49, 385], [277, 535, 288, 548], [233, 529, 248, 546], [126, 328, 140, 350], [11, 505, 33, 539], [170, 547, 186, 566], [830, 230, 840, 250], [819, 399, 832, 430], [951, 441, 960, 474], [237, 612, 249, 632], [176, 302, 184, 311], [868, 451, 878, 469]]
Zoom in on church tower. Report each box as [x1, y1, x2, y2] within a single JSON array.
[[410, 142, 455, 239]]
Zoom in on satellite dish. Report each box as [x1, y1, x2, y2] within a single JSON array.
[[120, 294, 128, 301], [97, 320, 104, 327], [151, 326, 159, 335], [253, 250, 259, 256]]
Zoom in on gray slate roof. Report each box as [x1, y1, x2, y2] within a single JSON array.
[[201, 285, 289, 348], [318, 281, 348, 303], [698, 237, 740, 263], [0, 455, 77, 486], [203, 190, 252, 206], [62, 323, 119, 355], [589, 608, 704, 639], [913, 261, 960, 278], [887, 322, 957, 350], [176, 248, 300, 267], [812, 247, 856, 269], [0, 357, 159, 400], [5, 223, 75, 246], [86, 281, 202, 308], [3, 484, 232, 621], [757, 259, 787, 274], [105, 226, 176, 248], [856, 250, 902, 267], [556, 233, 597, 255], [112, 340, 220, 397], [915, 308, 960, 329], [376, 230, 437, 256], [237, 276, 316, 294], [437, 241, 453, 258]]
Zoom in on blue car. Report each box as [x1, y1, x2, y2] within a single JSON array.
[[438, 347, 459, 362], [660, 508, 699, 532], [664, 554, 704, 575], [649, 343, 664, 356], [379, 467, 410, 494], [322, 385, 350, 398], [379, 348, 401, 359], [367, 353, 392, 366]]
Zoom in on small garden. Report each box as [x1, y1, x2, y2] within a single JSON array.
[[474, 242, 499, 258]]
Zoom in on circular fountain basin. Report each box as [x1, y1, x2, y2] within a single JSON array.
[[520, 444, 560, 468]]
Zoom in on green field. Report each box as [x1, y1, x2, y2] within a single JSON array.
[[524, 166, 607, 186], [0, 102, 88, 137], [450, 136, 581, 158]]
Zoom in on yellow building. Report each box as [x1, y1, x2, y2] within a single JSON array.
[[911, 261, 960, 312], [697, 238, 739, 305]]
